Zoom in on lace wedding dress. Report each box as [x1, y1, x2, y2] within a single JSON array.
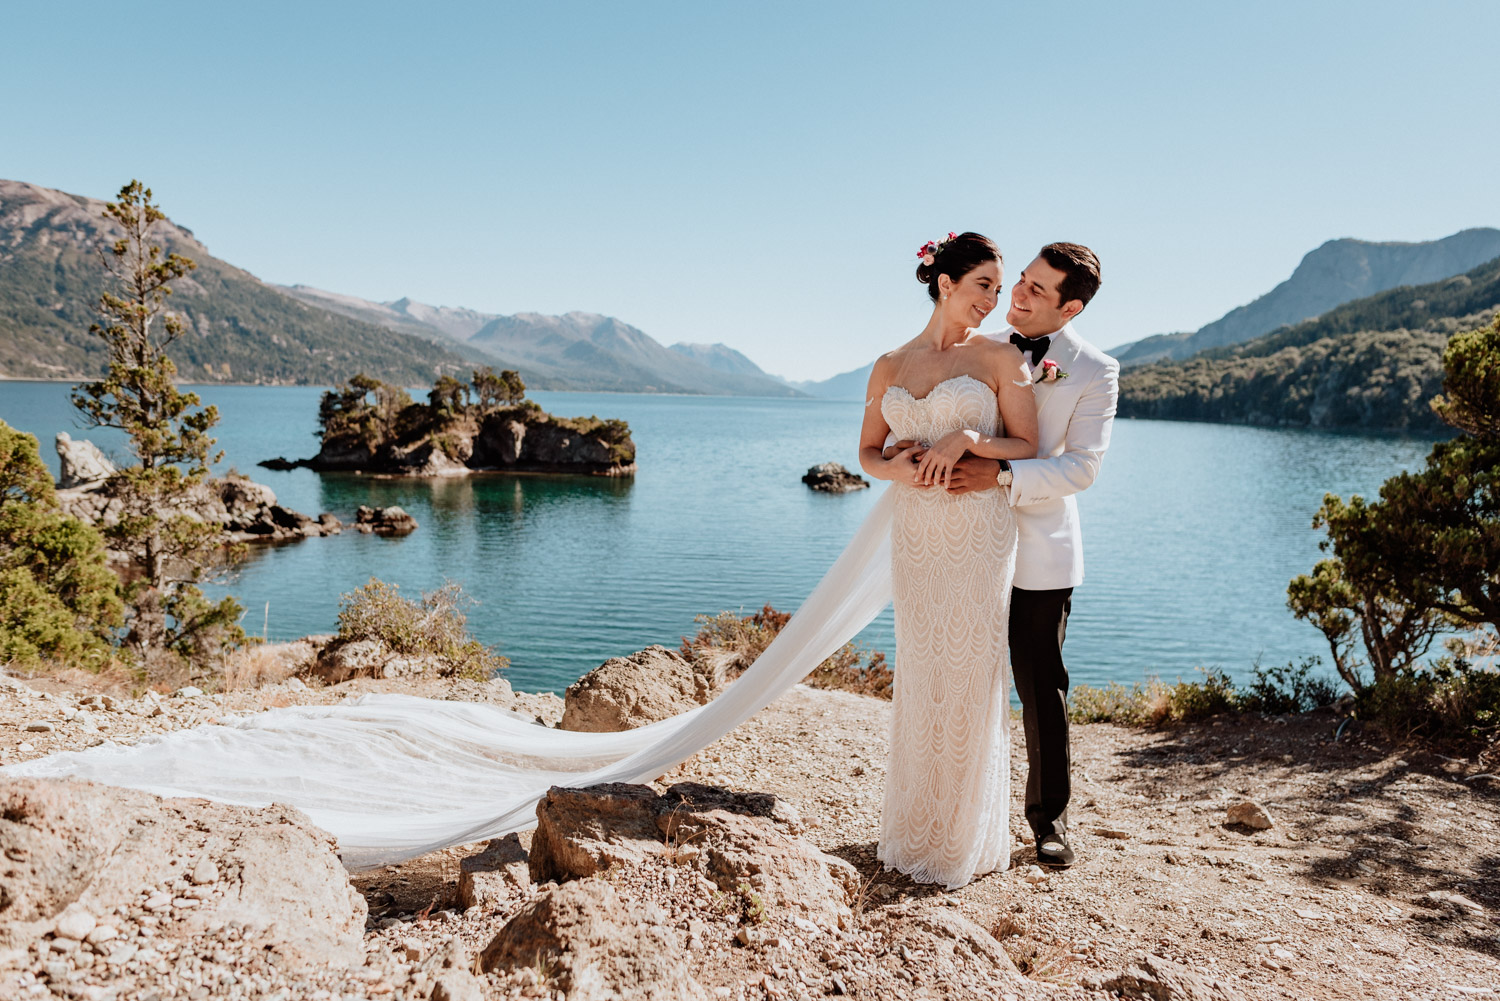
[[878, 375, 1016, 889]]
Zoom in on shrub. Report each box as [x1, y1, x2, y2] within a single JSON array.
[[337, 578, 508, 681], [0, 420, 122, 668], [1355, 657, 1500, 751], [1239, 657, 1340, 715], [679, 604, 891, 699], [1069, 669, 1242, 726]]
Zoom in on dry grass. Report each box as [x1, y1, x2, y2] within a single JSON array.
[[220, 644, 298, 691], [681, 605, 892, 700]]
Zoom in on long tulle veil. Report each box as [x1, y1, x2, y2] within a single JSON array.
[[5, 492, 895, 870]]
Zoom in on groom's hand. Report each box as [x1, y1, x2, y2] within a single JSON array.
[[882, 439, 918, 461], [946, 456, 1002, 494]]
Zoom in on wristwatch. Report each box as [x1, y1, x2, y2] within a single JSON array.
[[997, 458, 1013, 488]]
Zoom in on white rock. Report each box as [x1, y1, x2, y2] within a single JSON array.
[[1023, 866, 1048, 885], [52, 905, 97, 941], [17, 742, 33, 753], [174, 686, 204, 698], [85, 926, 118, 945], [1227, 800, 1275, 829], [191, 859, 220, 885]]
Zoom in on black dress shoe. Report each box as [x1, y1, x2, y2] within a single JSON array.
[[1036, 831, 1076, 868]]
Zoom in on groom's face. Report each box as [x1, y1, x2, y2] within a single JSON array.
[[1007, 257, 1078, 336]]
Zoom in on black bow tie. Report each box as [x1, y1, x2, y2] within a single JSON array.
[[1011, 332, 1051, 366]]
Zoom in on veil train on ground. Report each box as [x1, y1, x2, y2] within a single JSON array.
[[4, 492, 896, 870]]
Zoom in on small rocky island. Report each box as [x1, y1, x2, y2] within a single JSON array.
[[802, 462, 869, 494], [262, 368, 636, 478]]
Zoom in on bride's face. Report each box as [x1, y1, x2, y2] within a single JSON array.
[[940, 261, 1001, 327]]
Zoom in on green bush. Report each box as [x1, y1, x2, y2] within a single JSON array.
[[0, 420, 122, 668], [1239, 657, 1341, 714], [1355, 658, 1500, 750], [337, 578, 508, 681]]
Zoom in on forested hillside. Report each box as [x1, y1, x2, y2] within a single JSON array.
[[1118, 256, 1500, 432]]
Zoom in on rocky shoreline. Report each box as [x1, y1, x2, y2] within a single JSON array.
[[0, 657, 1496, 1000]]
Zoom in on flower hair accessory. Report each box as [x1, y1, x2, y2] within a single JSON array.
[[917, 232, 959, 267], [1038, 359, 1070, 384]]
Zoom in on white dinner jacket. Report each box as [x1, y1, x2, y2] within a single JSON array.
[[988, 321, 1119, 591]]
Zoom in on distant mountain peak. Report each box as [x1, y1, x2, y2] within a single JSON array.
[[1111, 227, 1500, 367]]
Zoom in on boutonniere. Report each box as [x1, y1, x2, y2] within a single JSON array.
[[1038, 359, 1069, 384]]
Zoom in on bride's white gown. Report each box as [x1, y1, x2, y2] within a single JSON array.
[[879, 375, 1015, 889], [4, 378, 1014, 886]]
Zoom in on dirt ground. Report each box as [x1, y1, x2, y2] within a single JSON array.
[[2, 670, 1497, 1000]]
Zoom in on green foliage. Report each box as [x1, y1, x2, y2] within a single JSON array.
[[1118, 326, 1452, 431], [1069, 663, 1338, 726], [471, 366, 527, 410], [0, 420, 122, 667], [679, 604, 891, 698], [1430, 315, 1500, 438], [1239, 657, 1340, 715], [1284, 312, 1500, 751], [337, 578, 508, 681], [70, 181, 246, 676], [1353, 655, 1500, 750]]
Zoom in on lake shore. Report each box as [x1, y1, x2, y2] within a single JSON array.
[[2, 667, 1495, 999]]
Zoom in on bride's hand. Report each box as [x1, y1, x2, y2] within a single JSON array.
[[887, 444, 931, 487], [915, 430, 978, 489]]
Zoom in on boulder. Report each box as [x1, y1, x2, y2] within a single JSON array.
[[529, 782, 848, 925], [478, 879, 706, 1000], [0, 777, 366, 970], [530, 784, 667, 883], [1226, 799, 1275, 830], [458, 834, 532, 910], [1094, 953, 1239, 1000], [560, 645, 717, 732], [54, 432, 115, 488], [312, 638, 391, 683], [801, 462, 869, 494], [354, 505, 418, 536], [872, 900, 1018, 976]]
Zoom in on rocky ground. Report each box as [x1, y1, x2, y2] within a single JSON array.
[[1, 666, 1497, 1000]]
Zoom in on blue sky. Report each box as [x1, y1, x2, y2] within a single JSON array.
[[5, 1, 1498, 380]]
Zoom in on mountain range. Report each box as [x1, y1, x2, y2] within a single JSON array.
[[0, 179, 799, 396], [1116, 254, 1500, 431], [1110, 228, 1500, 366]]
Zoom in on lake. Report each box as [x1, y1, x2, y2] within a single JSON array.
[[0, 381, 1435, 693]]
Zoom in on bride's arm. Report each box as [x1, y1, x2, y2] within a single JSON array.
[[914, 347, 1038, 487], [859, 358, 929, 485]]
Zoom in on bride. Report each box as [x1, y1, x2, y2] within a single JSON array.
[[858, 232, 1037, 888], [7, 232, 1036, 889]]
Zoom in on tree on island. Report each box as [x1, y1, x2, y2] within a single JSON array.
[[71, 181, 246, 676], [1289, 315, 1500, 741]]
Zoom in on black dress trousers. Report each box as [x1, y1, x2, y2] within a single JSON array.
[[1008, 585, 1073, 839]]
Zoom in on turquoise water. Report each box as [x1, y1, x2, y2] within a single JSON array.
[[1, 381, 1435, 693]]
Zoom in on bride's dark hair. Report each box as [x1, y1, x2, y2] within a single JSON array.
[[915, 231, 1001, 303]]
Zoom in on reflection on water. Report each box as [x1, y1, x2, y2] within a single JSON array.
[[0, 382, 1438, 694]]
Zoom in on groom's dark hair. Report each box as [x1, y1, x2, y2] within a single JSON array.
[[1039, 242, 1101, 311]]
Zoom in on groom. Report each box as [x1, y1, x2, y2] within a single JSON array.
[[888, 242, 1118, 867]]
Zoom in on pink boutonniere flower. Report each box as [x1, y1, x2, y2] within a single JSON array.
[[1038, 359, 1069, 384]]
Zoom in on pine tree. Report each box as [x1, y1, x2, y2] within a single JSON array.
[[71, 181, 245, 675]]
